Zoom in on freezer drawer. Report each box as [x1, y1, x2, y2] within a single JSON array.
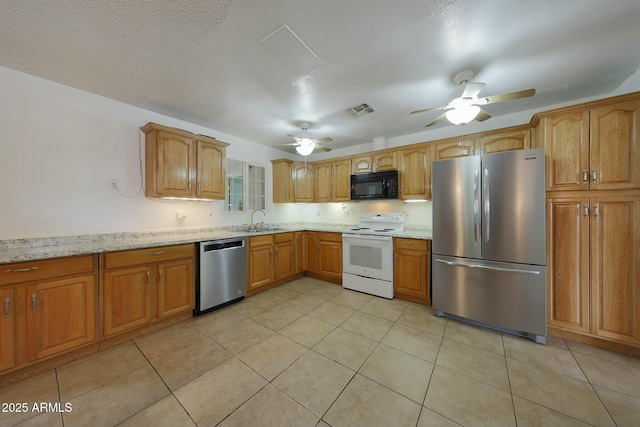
[[432, 255, 546, 342]]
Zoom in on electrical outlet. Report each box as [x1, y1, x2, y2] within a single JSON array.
[[108, 179, 119, 191]]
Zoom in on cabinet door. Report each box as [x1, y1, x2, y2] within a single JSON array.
[[154, 131, 195, 197], [590, 102, 640, 190], [332, 159, 352, 202], [275, 238, 295, 281], [272, 160, 293, 202], [352, 155, 373, 174], [293, 163, 314, 202], [314, 162, 332, 202], [102, 266, 154, 337], [543, 111, 590, 191], [248, 243, 274, 290], [305, 231, 318, 273], [28, 275, 96, 361], [546, 197, 590, 333], [479, 129, 530, 154], [394, 239, 430, 305], [0, 288, 14, 372], [197, 140, 225, 199], [433, 138, 476, 160], [399, 147, 432, 200], [157, 259, 194, 319], [294, 231, 305, 274], [373, 152, 396, 171], [318, 234, 342, 280], [590, 195, 640, 343]]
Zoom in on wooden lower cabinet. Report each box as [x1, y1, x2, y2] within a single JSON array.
[[27, 276, 96, 362], [547, 192, 640, 346], [393, 238, 431, 305], [0, 288, 15, 372], [248, 233, 300, 295], [275, 233, 295, 281], [100, 244, 194, 338], [317, 232, 342, 282], [0, 254, 98, 374]]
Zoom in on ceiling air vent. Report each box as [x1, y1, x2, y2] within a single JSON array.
[[346, 103, 375, 118]]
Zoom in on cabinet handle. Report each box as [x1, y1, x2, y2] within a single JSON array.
[[149, 251, 165, 255], [582, 169, 588, 184], [158, 270, 163, 283], [198, 182, 202, 191], [3, 298, 9, 318], [584, 204, 589, 218], [188, 182, 192, 190], [146, 271, 151, 285], [594, 203, 600, 218], [5, 266, 38, 273], [31, 293, 36, 312], [592, 169, 597, 184]]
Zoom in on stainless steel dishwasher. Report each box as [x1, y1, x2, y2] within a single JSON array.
[[195, 237, 247, 316]]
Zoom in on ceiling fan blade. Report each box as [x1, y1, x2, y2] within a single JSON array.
[[314, 144, 332, 152], [276, 142, 301, 146], [462, 82, 485, 99], [483, 88, 536, 104], [424, 113, 447, 127], [410, 105, 447, 115], [314, 136, 333, 144], [475, 109, 492, 122]]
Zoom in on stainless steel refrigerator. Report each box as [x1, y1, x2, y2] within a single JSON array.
[[432, 148, 547, 343]]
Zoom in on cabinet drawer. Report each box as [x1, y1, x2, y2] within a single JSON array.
[[103, 244, 194, 269], [394, 238, 429, 251], [0, 255, 96, 286], [249, 235, 274, 247], [317, 232, 342, 242], [274, 232, 294, 243]]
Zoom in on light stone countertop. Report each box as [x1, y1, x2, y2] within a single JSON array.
[[0, 224, 432, 265]]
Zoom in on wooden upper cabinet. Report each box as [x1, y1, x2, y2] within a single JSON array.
[[152, 131, 194, 198], [351, 151, 396, 173], [543, 100, 640, 192], [196, 140, 225, 199], [479, 128, 531, 154], [314, 162, 332, 203], [272, 159, 294, 203], [590, 101, 640, 190], [332, 159, 352, 202], [293, 162, 314, 202], [433, 138, 476, 161], [143, 122, 228, 200], [352, 155, 373, 174], [399, 146, 432, 201], [542, 110, 591, 192]]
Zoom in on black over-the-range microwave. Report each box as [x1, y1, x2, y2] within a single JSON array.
[[350, 169, 399, 200]]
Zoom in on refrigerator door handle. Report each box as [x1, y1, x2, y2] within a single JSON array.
[[474, 169, 480, 242], [436, 259, 541, 275], [483, 168, 490, 242]]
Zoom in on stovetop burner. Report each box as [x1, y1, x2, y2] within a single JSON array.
[[344, 213, 405, 236]]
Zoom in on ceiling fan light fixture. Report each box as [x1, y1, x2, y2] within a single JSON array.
[[446, 105, 481, 125], [295, 138, 315, 156]]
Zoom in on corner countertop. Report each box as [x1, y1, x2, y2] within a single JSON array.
[[0, 224, 432, 264]]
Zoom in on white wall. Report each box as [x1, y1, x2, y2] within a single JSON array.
[[0, 67, 283, 239], [1, 66, 638, 240]]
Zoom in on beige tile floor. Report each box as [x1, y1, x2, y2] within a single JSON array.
[[2, 277, 640, 427]]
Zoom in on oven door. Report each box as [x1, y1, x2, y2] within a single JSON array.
[[342, 233, 393, 281]]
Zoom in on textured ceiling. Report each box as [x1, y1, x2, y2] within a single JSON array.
[[2, 0, 640, 153]]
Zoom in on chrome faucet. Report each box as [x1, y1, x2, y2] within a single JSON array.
[[250, 209, 265, 230]]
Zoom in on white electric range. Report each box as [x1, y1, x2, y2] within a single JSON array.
[[342, 213, 404, 299]]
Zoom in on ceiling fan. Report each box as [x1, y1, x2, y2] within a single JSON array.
[[410, 70, 536, 127], [279, 122, 333, 156]]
